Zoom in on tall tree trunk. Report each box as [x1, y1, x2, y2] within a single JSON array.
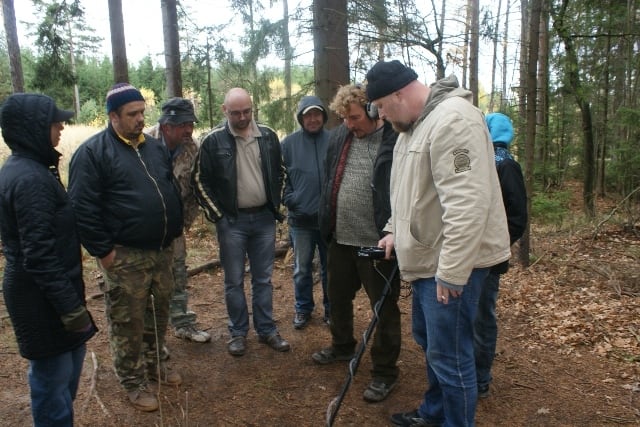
[[489, 0, 502, 112], [520, 0, 541, 268], [553, 0, 596, 217], [162, 0, 183, 97], [536, 0, 549, 185], [501, 0, 511, 109], [518, 0, 529, 142], [282, 0, 294, 133], [313, 0, 349, 128], [108, 0, 128, 83], [2, 0, 24, 92], [67, 21, 80, 116], [462, 0, 471, 88], [468, 0, 479, 104]]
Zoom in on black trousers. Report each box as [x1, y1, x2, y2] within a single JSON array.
[[326, 239, 402, 383]]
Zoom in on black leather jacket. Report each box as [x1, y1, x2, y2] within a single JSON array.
[[319, 121, 398, 243], [192, 121, 284, 223]]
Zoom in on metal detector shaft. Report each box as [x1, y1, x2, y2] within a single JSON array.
[[326, 262, 399, 427]]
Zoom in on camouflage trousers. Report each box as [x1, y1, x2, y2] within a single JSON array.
[[169, 235, 197, 328], [99, 245, 174, 391]]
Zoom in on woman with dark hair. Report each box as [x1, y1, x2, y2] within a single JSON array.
[[0, 93, 96, 427]]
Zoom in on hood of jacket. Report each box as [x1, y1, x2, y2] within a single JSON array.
[[296, 95, 328, 128], [0, 93, 61, 167], [485, 112, 514, 145], [417, 74, 472, 125]]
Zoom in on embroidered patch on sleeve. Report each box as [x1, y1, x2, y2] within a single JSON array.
[[453, 149, 471, 173]]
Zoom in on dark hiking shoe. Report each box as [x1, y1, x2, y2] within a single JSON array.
[[227, 336, 247, 356], [258, 333, 290, 352], [311, 347, 354, 365], [363, 379, 397, 402], [390, 410, 443, 427], [293, 312, 311, 329]]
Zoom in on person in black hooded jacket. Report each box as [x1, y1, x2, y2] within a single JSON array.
[[0, 93, 97, 427]]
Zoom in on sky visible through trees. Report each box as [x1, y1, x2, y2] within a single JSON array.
[[12, 0, 517, 91]]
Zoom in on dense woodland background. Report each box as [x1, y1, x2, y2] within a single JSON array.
[[1, 0, 639, 246]]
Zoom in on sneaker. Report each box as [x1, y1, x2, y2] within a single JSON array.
[[323, 313, 331, 326], [258, 333, 290, 352], [227, 336, 247, 356], [363, 379, 397, 402], [390, 410, 442, 427], [293, 312, 310, 329], [311, 347, 354, 365], [478, 384, 490, 399], [174, 325, 211, 343], [127, 385, 159, 412]]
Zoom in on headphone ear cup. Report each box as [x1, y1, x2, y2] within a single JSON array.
[[366, 102, 378, 120]]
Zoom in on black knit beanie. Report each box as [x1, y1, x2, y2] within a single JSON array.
[[365, 60, 418, 101]]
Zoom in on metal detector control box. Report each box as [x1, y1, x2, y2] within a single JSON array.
[[356, 246, 386, 259]]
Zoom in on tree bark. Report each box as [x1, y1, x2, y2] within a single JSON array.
[[313, 0, 349, 129], [108, 0, 129, 83], [520, 0, 542, 268], [162, 0, 183, 98], [2, 0, 24, 92], [468, 0, 479, 105]]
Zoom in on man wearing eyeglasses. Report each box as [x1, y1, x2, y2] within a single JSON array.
[[192, 87, 289, 357]]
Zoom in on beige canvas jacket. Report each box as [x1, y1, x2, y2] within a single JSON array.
[[386, 76, 511, 285]]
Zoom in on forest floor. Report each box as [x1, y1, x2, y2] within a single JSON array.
[[1, 184, 639, 427]]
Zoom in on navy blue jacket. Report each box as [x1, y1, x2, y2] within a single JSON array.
[[282, 96, 329, 228], [0, 94, 96, 360]]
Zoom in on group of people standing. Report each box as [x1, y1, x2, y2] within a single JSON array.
[[0, 58, 526, 426]]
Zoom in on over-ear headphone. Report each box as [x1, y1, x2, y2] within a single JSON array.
[[355, 83, 379, 120], [365, 102, 379, 120]]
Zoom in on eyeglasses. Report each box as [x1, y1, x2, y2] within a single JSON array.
[[228, 108, 252, 118]]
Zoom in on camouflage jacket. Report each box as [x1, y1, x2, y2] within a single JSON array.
[[147, 125, 200, 230]]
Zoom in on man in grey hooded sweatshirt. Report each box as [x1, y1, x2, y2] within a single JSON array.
[[281, 96, 330, 329]]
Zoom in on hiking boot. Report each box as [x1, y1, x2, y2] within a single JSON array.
[[227, 336, 247, 356], [175, 325, 211, 343], [293, 312, 310, 329], [390, 409, 443, 427], [311, 347, 353, 365], [127, 385, 159, 412], [363, 379, 397, 402], [258, 333, 290, 352], [148, 363, 183, 387], [478, 384, 490, 399]]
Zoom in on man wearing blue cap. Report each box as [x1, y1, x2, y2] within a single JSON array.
[[68, 83, 184, 412]]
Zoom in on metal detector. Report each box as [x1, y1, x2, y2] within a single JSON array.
[[325, 248, 399, 427]]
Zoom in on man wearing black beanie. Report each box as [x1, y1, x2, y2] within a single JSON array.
[[366, 61, 511, 427]]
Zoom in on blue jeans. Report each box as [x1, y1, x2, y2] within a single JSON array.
[[473, 271, 500, 389], [412, 269, 488, 427], [28, 344, 86, 427], [290, 226, 328, 316], [216, 209, 278, 337]]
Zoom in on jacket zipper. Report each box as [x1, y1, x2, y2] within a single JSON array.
[[135, 147, 169, 249]]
